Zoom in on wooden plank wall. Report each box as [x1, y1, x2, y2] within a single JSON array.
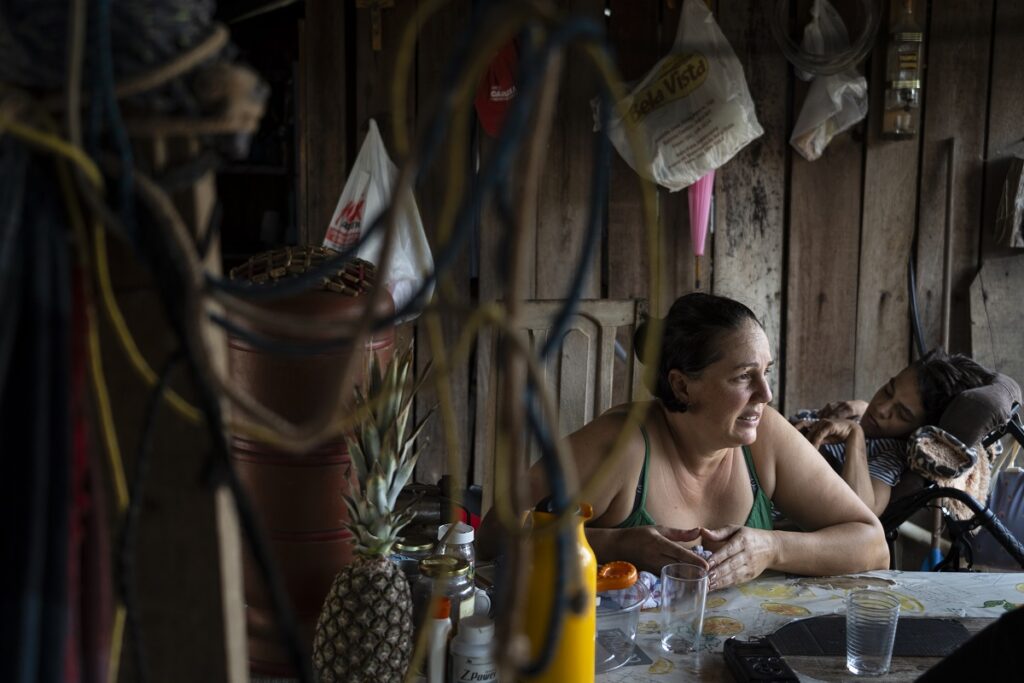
[[300, 0, 1024, 486]]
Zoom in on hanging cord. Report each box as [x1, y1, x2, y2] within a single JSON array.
[[117, 352, 183, 683], [907, 238, 927, 358]]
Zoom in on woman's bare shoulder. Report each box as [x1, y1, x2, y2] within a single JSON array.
[[753, 405, 809, 451], [569, 401, 655, 444], [565, 402, 653, 477]]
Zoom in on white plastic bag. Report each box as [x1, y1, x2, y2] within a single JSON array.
[[324, 119, 434, 319], [597, 0, 763, 191], [789, 0, 868, 161]]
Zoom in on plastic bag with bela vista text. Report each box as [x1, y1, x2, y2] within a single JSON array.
[[595, 0, 763, 191]]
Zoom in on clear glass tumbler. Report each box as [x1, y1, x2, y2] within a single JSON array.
[[660, 562, 709, 653], [846, 589, 901, 676]]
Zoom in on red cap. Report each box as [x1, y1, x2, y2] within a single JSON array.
[[474, 40, 519, 138], [433, 597, 451, 620]]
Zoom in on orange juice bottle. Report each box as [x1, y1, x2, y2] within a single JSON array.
[[521, 503, 597, 683]]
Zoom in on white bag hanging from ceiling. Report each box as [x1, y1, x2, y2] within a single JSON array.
[[324, 119, 434, 320], [789, 0, 868, 161], [597, 0, 763, 191]]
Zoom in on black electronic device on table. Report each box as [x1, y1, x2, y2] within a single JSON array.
[[723, 637, 799, 683]]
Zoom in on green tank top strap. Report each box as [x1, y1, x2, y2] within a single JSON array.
[[742, 445, 774, 531], [615, 431, 773, 531], [615, 423, 656, 528]]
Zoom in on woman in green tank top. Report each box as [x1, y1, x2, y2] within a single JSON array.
[[480, 293, 889, 592]]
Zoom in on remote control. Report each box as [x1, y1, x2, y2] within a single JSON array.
[[723, 637, 799, 682]]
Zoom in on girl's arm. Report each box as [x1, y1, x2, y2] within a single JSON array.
[[804, 419, 892, 515]]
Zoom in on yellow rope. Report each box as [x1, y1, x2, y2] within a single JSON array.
[[93, 224, 203, 423]]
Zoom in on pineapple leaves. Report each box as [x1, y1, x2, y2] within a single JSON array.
[[342, 345, 432, 557]]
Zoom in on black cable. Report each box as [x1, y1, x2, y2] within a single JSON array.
[[41, 174, 73, 683], [0, 139, 29, 395], [539, 73, 612, 360], [207, 14, 613, 362], [205, 3, 483, 305], [0, 153, 73, 683], [907, 237, 927, 357], [117, 352, 184, 683], [131, 180, 315, 682], [192, 364, 315, 682], [501, 17, 612, 677]]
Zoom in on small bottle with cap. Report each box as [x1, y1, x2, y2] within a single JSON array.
[[449, 614, 497, 683], [436, 522, 476, 581], [426, 597, 452, 683]]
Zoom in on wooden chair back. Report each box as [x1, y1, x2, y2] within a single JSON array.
[[473, 298, 647, 512]]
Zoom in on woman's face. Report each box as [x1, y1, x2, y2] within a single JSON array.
[[861, 367, 926, 438], [673, 321, 773, 448]]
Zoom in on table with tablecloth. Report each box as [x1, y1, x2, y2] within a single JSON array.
[[597, 570, 1024, 682]]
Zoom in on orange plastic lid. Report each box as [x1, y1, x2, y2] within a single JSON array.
[[596, 561, 638, 592]]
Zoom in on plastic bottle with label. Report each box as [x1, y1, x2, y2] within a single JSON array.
[[450, 614, 498, 683], [427, 597, 452, 683]]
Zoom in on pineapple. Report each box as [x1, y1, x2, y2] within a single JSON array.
[[313, 347, 430, 683]]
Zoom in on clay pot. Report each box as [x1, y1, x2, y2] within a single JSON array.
[[227, 285, 394, 676]]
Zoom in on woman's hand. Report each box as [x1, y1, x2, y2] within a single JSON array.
[[819, 400, 868, 420], [587, 526, 708, 575], [700, 525, 779, 591], [803, 418, 862, 448]]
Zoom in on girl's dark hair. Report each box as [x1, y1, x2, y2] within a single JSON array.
[[633, 293, 761, 412], [914, 348, 997, 426]]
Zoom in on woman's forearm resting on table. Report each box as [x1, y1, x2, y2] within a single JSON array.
[[769, 520, 889, 576]]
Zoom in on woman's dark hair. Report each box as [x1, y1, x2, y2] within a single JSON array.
[[914, 348, 997, 425], [633, 293, 761, 412]]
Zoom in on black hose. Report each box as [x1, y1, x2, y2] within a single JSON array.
[[907, 241, 927, 357], [117, 352, 183, 683]]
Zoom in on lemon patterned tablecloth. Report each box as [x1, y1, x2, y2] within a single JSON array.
[[597, 570, 1024, 682]]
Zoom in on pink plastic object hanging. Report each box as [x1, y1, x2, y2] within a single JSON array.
[[688, 170, 715, 289]]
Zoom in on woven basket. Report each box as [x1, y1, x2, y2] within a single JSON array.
[[228, 245, 376, 296]]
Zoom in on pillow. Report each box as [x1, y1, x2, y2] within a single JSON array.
[[938, 373, 1022, 446]]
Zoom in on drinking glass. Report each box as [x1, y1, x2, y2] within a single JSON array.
[[660, 562, 709, 653], [846, 589, 901, 676]]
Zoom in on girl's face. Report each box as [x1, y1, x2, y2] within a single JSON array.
[[672, 321, 774, 448], [862, 367, 926, 438]]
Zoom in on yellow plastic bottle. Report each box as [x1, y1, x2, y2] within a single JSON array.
[[522, 503, 597, 683]]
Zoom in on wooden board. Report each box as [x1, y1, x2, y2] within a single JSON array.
[[981, 0, 1024, 257], [534, 0, 604, 300], [914, 0, 994, 354], [715, 0, 787, 404], [354, 0, 415, 151], [853, 2, 923, 399], [298, 0, 347, 245], [606, 0, 662, 407], [606, 0, 663, 304], [785, 130, 864, 413], [970, 255, 1024, 388], [413, 0, 474, 486]]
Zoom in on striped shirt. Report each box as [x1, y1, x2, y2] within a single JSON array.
[[818, 439, 907, 487], [791, 410, 907, 487]]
